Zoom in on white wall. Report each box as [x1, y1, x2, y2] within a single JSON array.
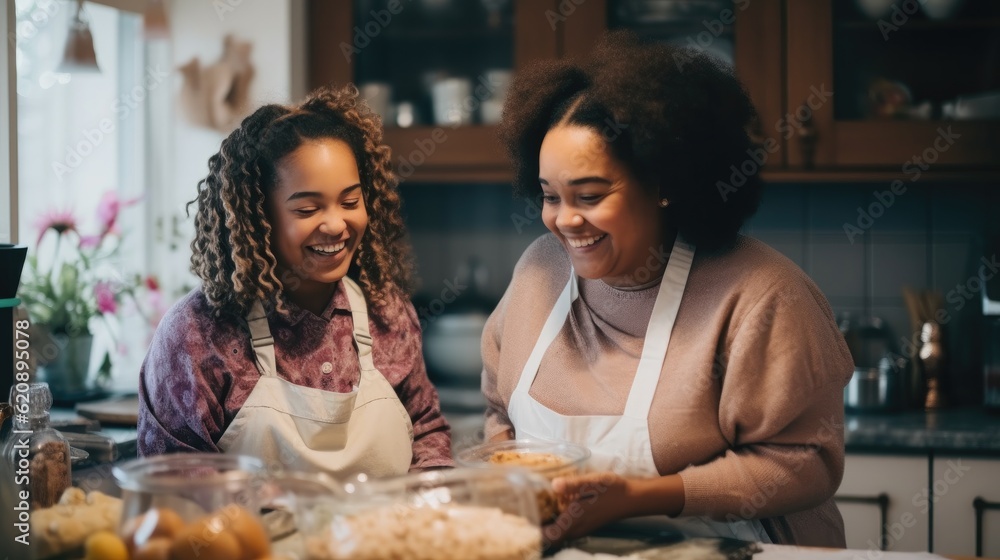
[[122, 0, 305, 391], [151, 0, 305, 298]]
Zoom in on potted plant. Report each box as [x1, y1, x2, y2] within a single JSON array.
[[18, 191, 141, 399]]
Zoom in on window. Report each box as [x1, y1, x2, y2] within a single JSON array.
[[16, 0, 155, 394]]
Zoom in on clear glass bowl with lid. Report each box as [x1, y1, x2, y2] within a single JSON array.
[[298, 468, 548, 560], [112, 453, 274, 560]]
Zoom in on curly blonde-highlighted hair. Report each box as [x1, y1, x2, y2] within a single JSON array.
[[188, 84, 412, 319]]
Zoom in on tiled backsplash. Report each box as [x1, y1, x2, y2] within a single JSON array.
[[399, 182, 999, 406]]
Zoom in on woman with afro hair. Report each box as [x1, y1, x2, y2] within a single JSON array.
[[484, 32, 853, 546], [137, 85, 452, 477]]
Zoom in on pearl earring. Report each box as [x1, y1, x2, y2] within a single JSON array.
[[658, 199, 669, 208]]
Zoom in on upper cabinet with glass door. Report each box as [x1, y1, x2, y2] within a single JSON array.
[[307, 0, 998, 182], [786, 0, 1000, 169], [564, 0, 999, 177], [560, 0, 787, 170], [307, 0, 559, 182]]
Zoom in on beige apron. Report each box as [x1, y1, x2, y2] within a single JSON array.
[[217, 277, 413, 479], [508, 236, 772, 542]]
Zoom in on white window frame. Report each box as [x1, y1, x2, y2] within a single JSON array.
[[2, 0, 18, 245]]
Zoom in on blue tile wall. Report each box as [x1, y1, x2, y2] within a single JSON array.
[[400, 181, 997, 405]]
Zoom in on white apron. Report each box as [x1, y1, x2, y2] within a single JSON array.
[[507, 237, 771, 542], [218, 276, 413, 479]]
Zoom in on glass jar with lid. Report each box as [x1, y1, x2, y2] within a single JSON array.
[[2, 382, 72, 510]]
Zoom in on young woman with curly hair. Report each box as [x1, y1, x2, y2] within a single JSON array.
[[138, 85, 452, 477], [484, 32, 853, 546]]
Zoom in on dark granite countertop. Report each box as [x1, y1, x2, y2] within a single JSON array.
[[47, 405, 1000, 460], [845, 407, 1000, 455]]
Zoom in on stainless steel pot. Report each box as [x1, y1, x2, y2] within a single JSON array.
[[844, 365, 903, 412], [841, 316, 912, 412]]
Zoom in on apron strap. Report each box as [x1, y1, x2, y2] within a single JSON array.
[[511, 236, 696, 419], [246, 300, 277, 377], [623, 238, 695, 418], [340, 277, 377, 372], [513, 269, 579, 396]]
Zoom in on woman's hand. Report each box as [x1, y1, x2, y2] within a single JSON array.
[[542, 472, 632, 545], [542, 472, 686, 546]]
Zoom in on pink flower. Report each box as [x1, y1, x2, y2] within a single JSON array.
[[96, 191, 141, 236], [35, 209, 77, 245], [95, 281, 118, 314], [146, 290, 167, 328], [78, 234, 102, 249], [144, 275, 160, 291]]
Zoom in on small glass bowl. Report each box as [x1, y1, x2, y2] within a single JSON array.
[[455, 438, 592, 479], [455, 439, 591, 524]]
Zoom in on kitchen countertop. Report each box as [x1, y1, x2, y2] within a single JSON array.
[[49, 403, 1000, 463], [844, 407, 1000, 454], [448, 406, 1000, 456]]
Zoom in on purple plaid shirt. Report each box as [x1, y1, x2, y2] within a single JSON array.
[[137, 281, 453, 470]]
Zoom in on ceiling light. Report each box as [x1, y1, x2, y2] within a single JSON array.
[[58, 0, 100, 73]]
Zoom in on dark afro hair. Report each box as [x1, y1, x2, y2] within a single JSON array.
[[498, 31, 763, 252]]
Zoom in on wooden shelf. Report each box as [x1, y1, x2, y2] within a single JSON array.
[[762, 167, 1000, 183], [383, 126, 511, 184], [382, 27, 512, 41], [837, 19, 1000, 30]]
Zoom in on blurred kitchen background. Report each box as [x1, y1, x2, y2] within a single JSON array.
[[2, 0, 1000, 553], [5, 0, 999, 403]]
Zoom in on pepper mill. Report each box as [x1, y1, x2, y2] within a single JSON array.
[[796, 103, 819, 169], [919, 321, 948, 409]]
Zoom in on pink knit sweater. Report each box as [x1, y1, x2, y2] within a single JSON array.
[[482, 234, 854, 546]]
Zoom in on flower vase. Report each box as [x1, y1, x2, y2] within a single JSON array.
[[39, 333, 94, 399]]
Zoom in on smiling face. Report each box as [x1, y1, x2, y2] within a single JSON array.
[[268, 139, 368, 309], [538, 125, 665, 286]]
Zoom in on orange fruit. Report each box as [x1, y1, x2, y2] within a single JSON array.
[[170, 514, 243, 560], [130, 537, 173, 560], [121, 508, 186, 552], [83, 530, 128, 560], [218, 505, 271, 559]]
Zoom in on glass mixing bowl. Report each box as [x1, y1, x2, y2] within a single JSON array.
[[298, 468, 548, 560]]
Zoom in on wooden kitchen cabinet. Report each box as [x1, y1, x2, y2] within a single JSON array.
[[932, 456, 1000, 557], [560, 0, 787, 170], [786, 0, 1000, 170], [567, 0, 1000, 178], [835, 453, 931, 552], [307, 0, 1000, 182], [307, 0, 558, 183]]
